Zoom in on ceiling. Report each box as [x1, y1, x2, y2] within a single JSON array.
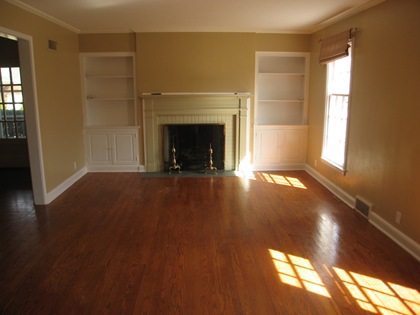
[[7, 0, 384, 34]]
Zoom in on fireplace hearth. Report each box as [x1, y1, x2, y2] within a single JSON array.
[[163, 124, 225, 172]]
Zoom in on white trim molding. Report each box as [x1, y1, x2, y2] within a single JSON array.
[[142, 93, 251, 172], [1, 26, 48, 205], [311, 0, 386, 33], [45, 167, 87, 204], [369, 212, 420, 262], [305, 164, 355, 208], [305, 164, 420, 262]]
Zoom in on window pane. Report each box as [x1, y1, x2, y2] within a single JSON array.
[[322, 52, 352, 171], [328, 54, 351, 94], [324, 95, 349, 166], [0, 122, 5, 138], [15, 104, 25, 120], [11, 67, 21, 84], [3, 86, 12, 102], [13, 85, 23, 103], [16, 121, 26, 138], [5, 104, 14, 120], [14, 90, 23, 103], [0, 67, 25, 139], [6, 121, 16, 138], [1, 68, 11, 84]]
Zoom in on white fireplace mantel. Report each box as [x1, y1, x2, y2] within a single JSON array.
[[142, 92, 251, 172]]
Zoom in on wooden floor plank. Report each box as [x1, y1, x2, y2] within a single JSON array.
[[0, 171, 419, 314]]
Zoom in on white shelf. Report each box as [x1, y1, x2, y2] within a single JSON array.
[[255, 52, 309, 126], [81, 53, 137, 128]]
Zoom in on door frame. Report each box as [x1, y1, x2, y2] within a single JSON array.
[[1, 26, 47, 204]]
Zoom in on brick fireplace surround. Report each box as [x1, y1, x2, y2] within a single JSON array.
[[142, 93, 251, 172]]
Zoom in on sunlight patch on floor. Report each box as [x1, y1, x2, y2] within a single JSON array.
[[235, 171, 307, 189], [269, 249, 330, 298], [269, 249, 420, 314], [334, 267, 420, 315]]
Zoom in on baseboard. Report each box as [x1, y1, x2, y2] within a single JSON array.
[[304, 164, 355, 208], [45, 167, 87, 204], [44, 164, 145, 204], [305, 164, 420, 262], [369, 212, 420, 262]]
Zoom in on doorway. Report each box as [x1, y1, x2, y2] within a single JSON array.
[[0, 27, 46, 204]]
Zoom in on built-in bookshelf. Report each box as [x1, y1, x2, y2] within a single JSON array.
[[254, 52, 309, 170], [81, 53, 137, 127], [255, 52, 309, 125], [80, 53, 139, 171]]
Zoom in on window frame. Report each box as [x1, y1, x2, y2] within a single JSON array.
[[321, 42, 354, 175], [0, 66, 26, 139]]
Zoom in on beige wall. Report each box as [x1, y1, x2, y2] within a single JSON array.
[[0, 0, 85, 192], [136, 32, 255, 93], [307, 0, 420, 243], [79, 33, 136, 53], [135, 32, 309, 94], [80, 32, 308, 164]]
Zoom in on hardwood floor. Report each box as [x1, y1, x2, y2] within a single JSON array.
[[0, 171, 419, 314], [0, 168, 32, 190]]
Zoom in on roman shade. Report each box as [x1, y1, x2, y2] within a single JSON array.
[[319, 29, 353, 64]]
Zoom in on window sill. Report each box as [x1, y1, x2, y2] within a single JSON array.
[[321, 157, 348, 176]]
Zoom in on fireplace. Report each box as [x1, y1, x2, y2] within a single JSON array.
[[163, 124, 225, 171], [142, 93, 250, 172]]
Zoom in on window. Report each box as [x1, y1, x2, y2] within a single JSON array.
[[0, 67, 26, 139], [322, 48, 352, 173]]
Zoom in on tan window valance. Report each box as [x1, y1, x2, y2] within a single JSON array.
[[319, 29, 353, 65]]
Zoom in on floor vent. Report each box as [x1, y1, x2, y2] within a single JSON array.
[[355, 195, 372, 217]]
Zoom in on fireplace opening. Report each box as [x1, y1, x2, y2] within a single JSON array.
[[163, 124, 225, 171]]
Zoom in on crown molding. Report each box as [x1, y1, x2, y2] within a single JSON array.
[[310, 0, 386, 33], [5, 0, 385, 35], [5, 0, 80, 33]]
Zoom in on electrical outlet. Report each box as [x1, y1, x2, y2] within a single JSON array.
[[73, 161, 77, 170], [395, 211, 402, 224]]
